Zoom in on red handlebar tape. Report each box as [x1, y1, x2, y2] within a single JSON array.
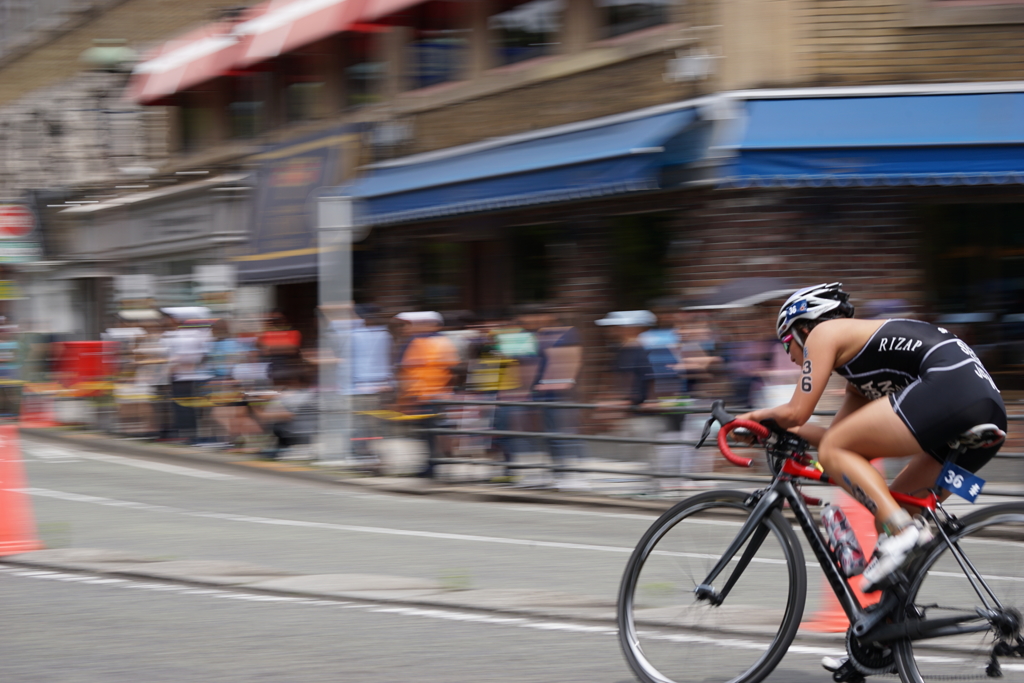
[[717, 419, 770, 468]]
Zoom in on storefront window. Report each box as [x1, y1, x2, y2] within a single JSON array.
[[228, 73, 268, 139], [609, 213, 671, 309], [393, 1, 468, 90], [177, 93, 214, 152], [421, 241, 466, 309], [922, 203, 1024, 377], [284, 81, 325, 122], [345, 33, 385, 108], [489, 0, 564, 67], [597, 0, 670, 39], [512, 224, 554, 303], [408, 34, 467, 89], [280, 52, 327, 122]]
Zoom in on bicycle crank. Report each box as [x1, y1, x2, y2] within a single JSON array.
[[846, 628, 896, 676]]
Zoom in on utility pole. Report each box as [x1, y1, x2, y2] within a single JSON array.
[[316, 195, 354, 462]]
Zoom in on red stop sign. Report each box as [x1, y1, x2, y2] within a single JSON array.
[[0, 205, 34, 237]]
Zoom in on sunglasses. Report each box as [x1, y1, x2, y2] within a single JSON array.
[[780, 333, 794, 354]]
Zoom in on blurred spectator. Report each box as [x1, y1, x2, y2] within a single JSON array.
[[251, 362, 318, 460], [526, 304, 586, 490], [597, 310, 658, 407], [326, 303, 395, 459], [349, 304, 394, 396], [111, 327, 156, 436], [134, 319, 171, 437], [596, 309, 662, 467], [0, 323, 21, 418], [162, 316, 212, 444], [725, 337, 774, 408], [439, 310, 479, 391], [639, 296, 686, 399], [394, 311, 460, 478], [491, 308, 543, 474], [258, 309, 302, 380], [673, 310, 721, 397], [205, 319, 261, 448]]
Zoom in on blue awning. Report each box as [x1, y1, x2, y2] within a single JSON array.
[[345, 104, 706, 225], [720, 92, 1024, 187]]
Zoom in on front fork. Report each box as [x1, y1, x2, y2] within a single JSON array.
[[694, 486, 783, 605], [694, 478, 880, 635]]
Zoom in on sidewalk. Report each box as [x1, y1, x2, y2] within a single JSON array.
[[17, 426, 697, 514], [18, 426, 1024, 510]]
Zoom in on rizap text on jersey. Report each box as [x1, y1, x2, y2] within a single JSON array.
[[878, 337, 923, 352]]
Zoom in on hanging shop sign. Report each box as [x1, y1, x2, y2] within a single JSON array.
[[231, 125, 360, 283], [0, 205, 41, 263]]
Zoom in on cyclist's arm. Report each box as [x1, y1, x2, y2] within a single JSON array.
[[787, 384, 868, 446], [738, 325, 839, 429]]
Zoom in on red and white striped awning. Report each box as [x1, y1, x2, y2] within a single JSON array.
[[131, 23, 245, 105], [130, 0, 426, 104], [233, 0, 367, 67], [360, 0, 422, 21]]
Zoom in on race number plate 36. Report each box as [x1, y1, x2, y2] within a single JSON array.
[[936, 461, 985, 503]]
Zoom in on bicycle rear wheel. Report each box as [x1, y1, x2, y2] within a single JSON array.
[[895, 502, 1024, 683], [617, 490, 807, 683]]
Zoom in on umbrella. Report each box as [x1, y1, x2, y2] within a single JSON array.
[[687, 277, 796, 310]]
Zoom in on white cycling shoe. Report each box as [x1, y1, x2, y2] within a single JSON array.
[[821, 656, 847, 673], [860, 519, 933, 593]]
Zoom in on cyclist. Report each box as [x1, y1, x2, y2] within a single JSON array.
[[738, 283, 1006, 594]]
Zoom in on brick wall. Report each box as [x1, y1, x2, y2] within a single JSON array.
[[0, 70, 167, 194], [0, 0, 259, 107], [407, 52, 704, 156], [795, 0, 1024, 85]]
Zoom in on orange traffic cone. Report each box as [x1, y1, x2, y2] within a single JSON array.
[[802, 486, 882, 632], [0, 424, 43, 555]]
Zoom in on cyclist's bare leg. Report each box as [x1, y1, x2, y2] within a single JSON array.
[[889, 453, 946, 514], [817, 396, 924, 524]]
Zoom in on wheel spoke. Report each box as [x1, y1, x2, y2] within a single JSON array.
[[618, 491, 806, 683], [896, 504, 1024, 683]]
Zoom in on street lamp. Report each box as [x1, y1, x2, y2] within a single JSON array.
[[80, 39, 137, 73]]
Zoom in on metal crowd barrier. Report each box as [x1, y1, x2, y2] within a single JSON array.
[[409, 398, 1024, 493]]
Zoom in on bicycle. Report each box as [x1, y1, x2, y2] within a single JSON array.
[[617, 400, 1023, 683]]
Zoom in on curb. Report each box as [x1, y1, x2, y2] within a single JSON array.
[[17, 426, 684, 513]]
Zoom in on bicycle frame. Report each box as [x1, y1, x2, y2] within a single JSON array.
[[694, 467, 997, 645]]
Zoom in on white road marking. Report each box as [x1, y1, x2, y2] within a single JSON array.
[[23, 440, 238, 479], [927, 569, 1024, 583], [0, 564, 1005, 666], [499, 505, 658, 522], [75, 451, 238, 480], [17, 487, 793, 567], [26, 446, 80, 462]]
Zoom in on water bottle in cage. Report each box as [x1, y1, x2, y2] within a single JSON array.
[[821, 504, 866, 577]]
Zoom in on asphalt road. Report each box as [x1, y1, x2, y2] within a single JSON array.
[[10, 435, 1022, 682], [1, 564, 840, 683]]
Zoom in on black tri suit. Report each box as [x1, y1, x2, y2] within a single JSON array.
[[834, 319, 1007, 472]]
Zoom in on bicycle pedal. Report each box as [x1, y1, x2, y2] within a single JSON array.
[[829, 659, 866, 683]]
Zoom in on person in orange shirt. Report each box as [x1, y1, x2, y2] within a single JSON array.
[[394, 311, 459, 478], [395, 311, 459, 406]]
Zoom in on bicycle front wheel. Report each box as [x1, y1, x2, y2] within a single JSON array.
[[895, 502, 1024, 683], [617, 490, 807, 683]]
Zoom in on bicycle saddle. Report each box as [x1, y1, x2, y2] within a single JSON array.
[[949, 423, 1006, 451]]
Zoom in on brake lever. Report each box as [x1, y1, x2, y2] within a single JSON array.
[[695, 416, 715, 449]]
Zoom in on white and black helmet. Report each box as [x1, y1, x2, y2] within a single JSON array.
[[776, 283, 854, 343]]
